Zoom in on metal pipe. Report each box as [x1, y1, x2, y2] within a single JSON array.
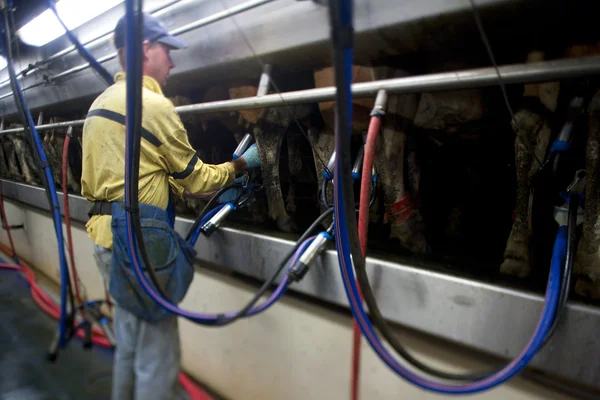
[[176, 56, 600, 115], [0, 0, 183, 91], [0, 0, 276, 100], [169, 0, 275, 37], [2, 56, 600, 135]]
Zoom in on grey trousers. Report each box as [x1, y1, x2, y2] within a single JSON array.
[[94, 245, 182, 400]]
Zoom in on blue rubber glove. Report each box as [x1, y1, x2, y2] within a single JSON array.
[[218, 177, 244, 204], [241, 143, 260, 169]]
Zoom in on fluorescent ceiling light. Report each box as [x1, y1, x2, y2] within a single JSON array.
[[18, 0, 124, 47]]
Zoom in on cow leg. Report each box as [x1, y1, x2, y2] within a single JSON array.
[[376, 93, 428, 254], [575, 90, 600, 298], [285, 130, 304, 216], [0, 138, 10, 179], [500, 101, 555, 277], [254, 109, 297, 232], [2, 135, 22, 181], [307, 127, 335, 213], [12, 133, 40, 185]]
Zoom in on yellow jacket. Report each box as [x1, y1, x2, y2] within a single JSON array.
[[81, 72, 234, 249]]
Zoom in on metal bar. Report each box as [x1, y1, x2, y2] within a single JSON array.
[[169, 0, 276, 37], [1, 178, 599, 389], [2, 56, 600, 134], [176, 56, 600, 115], [0, 0, 277, 101], [0, 0, 183, 92]]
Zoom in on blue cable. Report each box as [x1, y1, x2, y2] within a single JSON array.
[[0, 12, 70, 348], [45, 0, 114, 86], [330, 0, 560, 394], [122, 0, 297, 324]]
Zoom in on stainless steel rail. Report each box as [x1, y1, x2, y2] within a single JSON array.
[[1, 178, 599, 389], [0, 0, 277, 102], [2, 56, 600, 134]]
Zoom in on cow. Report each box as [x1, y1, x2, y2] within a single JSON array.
[[500, 51, 560, 277]]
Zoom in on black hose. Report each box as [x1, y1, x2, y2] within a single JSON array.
[[125, 0, 171, 299], [208, 207, 335, 326], [326, 0, 498, 382]]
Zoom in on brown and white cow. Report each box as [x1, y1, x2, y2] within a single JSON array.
[[500, 51, 560, 277]]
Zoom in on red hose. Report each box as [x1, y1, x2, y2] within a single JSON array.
[[0, 202, 212, 400], [351, 115, 382, 400], [0, 193, 18, 262], [62, 134, 83, 304]]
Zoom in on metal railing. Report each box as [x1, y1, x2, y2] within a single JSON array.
[[0, 0, 277, 101], [1, 56, 600, 135]]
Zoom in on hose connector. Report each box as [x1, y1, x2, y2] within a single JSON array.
[[370, 90, 387, 118], [66, 125, 74, 138], [201, 202, 236, 237], [323, 151, 336, 180], [288, 232, 332, 282], [232, 133, 254, 159]]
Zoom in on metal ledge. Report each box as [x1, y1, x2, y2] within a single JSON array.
[[1, 179, 599, 389]]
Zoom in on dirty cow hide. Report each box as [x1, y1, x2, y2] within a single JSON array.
[[230, 76, 313, 233], [575, 89, 600, 298], [9, 128, 41, 185], [500, 52, 559, 278], [0, 135, 14, 180], [377, 91, 428, 254]]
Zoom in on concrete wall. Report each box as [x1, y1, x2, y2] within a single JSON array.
[[0, 200, 573, 400]]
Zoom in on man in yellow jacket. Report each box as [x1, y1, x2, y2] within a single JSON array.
[[82, 13, 259, 400]]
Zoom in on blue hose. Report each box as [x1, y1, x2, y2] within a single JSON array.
[[46, 0, 114, 86], [330, 0, 561, 393], [122, 0, 297, 323], [0, 13, 70, 348]]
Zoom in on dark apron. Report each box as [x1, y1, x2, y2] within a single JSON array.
[[109, 201, 196, 322]]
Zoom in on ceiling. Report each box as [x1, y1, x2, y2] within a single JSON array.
[[10, 0, 48, 30]]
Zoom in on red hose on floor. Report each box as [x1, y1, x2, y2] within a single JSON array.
[[351, 115, 382, 400], [0, 200, 212, 400]]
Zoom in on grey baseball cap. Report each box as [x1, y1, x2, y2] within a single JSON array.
[[114, 12, 186, 50]]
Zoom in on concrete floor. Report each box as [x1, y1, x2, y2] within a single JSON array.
[[0, 267, 221, 400], [0, 268, 114, 399]]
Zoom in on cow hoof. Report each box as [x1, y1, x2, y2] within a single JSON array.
[[389, 217, 428, 254], [574, 279, 600, 300], [574, 249, 600, 299], [500, 231, 531, 277], [499, 257, 530, 278], [276, 215, 298, 233]]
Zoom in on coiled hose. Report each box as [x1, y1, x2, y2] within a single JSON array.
[[0, 8, 72, 351], [328, 0, 561, 394]]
